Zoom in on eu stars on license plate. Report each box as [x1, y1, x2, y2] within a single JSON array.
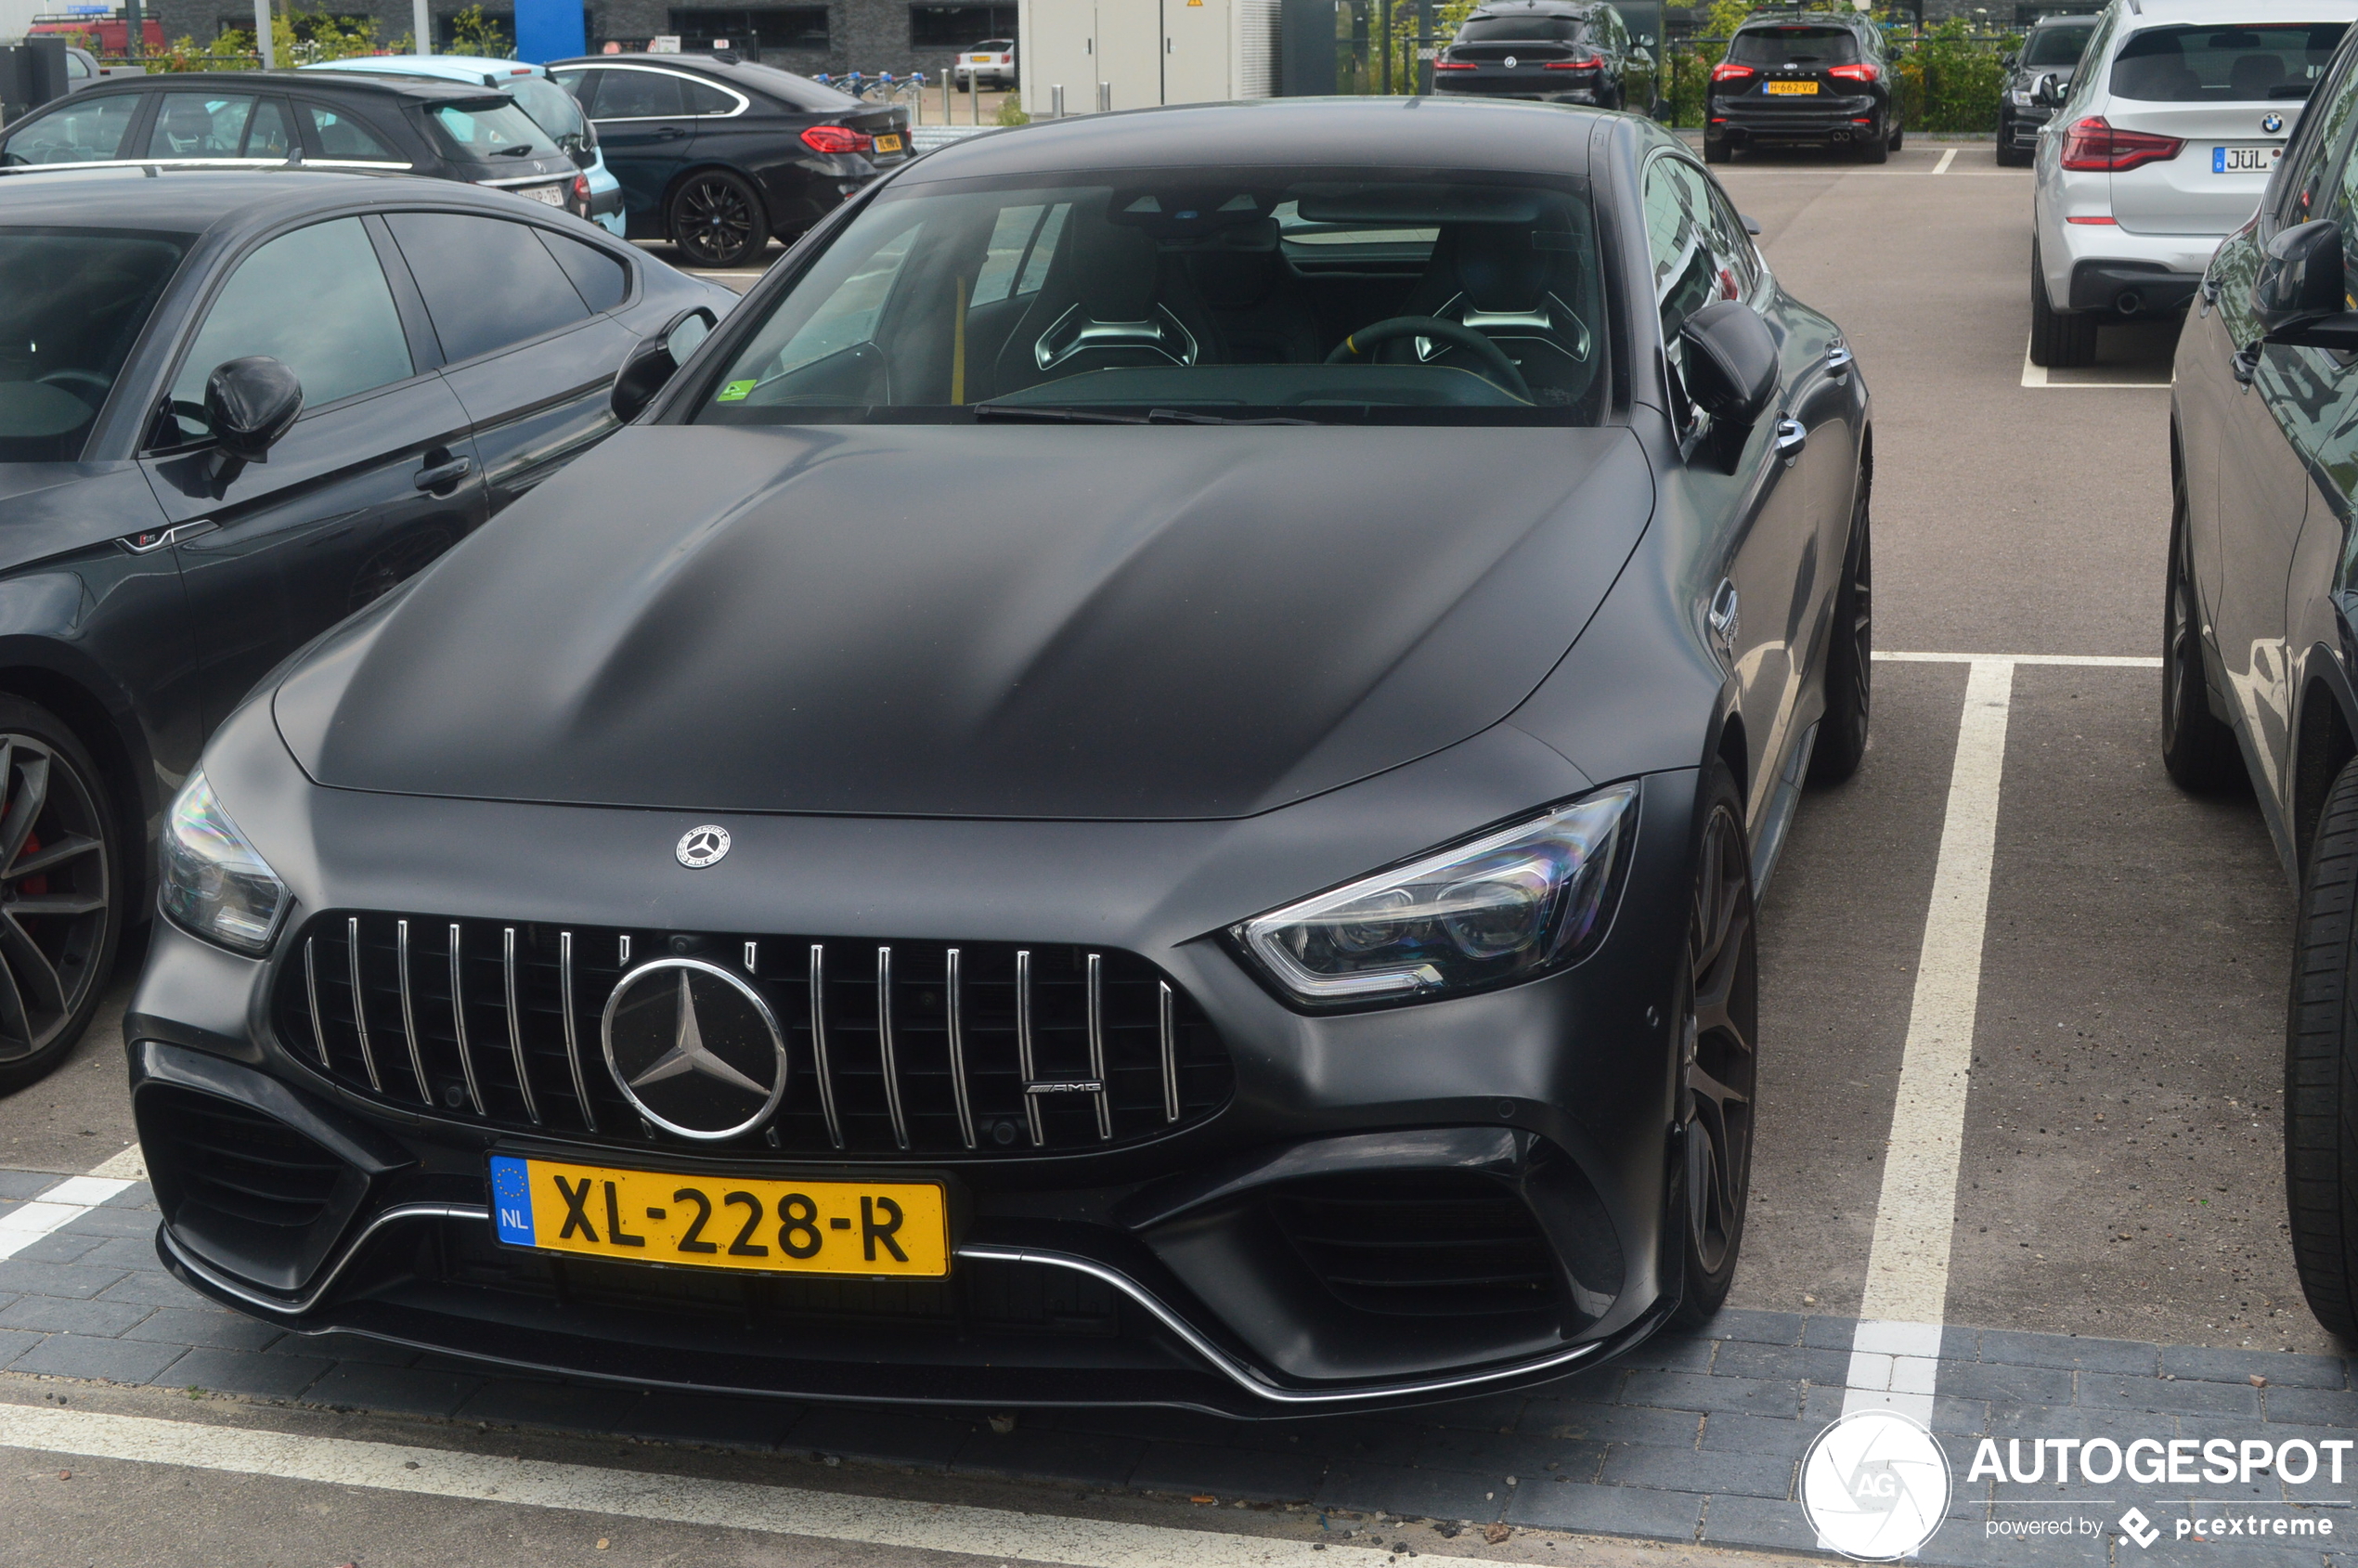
[[2214, 145, 2281, 174]]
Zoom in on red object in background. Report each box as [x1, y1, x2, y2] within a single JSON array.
[[29, 17, 168, 54]]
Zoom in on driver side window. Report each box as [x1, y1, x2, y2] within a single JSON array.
[[162, 218, 412, 444], [1643, 154, 1742, 341]]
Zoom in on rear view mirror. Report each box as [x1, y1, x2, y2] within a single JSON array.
[[610, 305, 719, 423], [2256, 218, 2345, 331], [1678, 301, 1779, 429], [204, 356, 302, 462]]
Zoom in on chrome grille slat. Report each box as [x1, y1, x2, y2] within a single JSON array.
[[396, 918, 427, 1105], [282, 914, 1230, 1158], [503, 926, 539, 1125], [346, 915, 380, 1092]]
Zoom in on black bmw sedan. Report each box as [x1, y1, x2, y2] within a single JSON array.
[[128, 98, 1872, 1413], [548, 53, 910, 267], [0, 165, 729, 1092]]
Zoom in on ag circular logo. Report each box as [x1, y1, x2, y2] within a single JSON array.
[[601, 958, 786, 1141], [1800, 1410, 1951, 1561], [676, 824, 731, 868]]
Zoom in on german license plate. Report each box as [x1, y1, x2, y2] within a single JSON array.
[[874, 133, 903, 152], [519, 183, 565, 206], [489, 1155, 951, 1276], [2213, 145, 2281, 173], [1767, 80, 1819, 95]]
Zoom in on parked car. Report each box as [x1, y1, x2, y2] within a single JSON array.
[[127, 97, 1872, 1414], [301, 56, 626, 238], [58, 45, 149, 97], [1998, 14, 2100, 167], [0, 71, 594, 224], [1431, 0, 1642, 108], [0, 165, 731, 1090], [952, 38, 1016, 88], [2169, 15, 2358, 1342], [1704, 7, 1898, 163], [2031, 0, 2354, 368], [549, 53, 910, 267]]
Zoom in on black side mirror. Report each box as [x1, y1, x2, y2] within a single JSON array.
[[610, 305, 719, 423], [1741, 214, 1763, 238], [1678, 301, 1779, 429], [204, 356, 302, 462], [2034, 71, 2063, 106], [2256, 218, 2345, 331]]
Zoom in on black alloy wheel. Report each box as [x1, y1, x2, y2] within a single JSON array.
[[669, 169, 767, 269], [1809, 461, 1873, 785], [2285, 754, 2358, 1341], [1672, 760, 1758, 1327], [0, 699, 121, 1094], [2160, 454, 2243, 792]]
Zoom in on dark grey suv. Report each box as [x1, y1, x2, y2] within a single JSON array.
[[1996, 14, 2098, 167]]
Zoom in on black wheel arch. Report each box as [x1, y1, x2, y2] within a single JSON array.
[[0, 643, 162, 916]]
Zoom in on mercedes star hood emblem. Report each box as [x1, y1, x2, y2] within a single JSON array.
[[677, 824, 731, 867], [601, 958, 786, 1140]]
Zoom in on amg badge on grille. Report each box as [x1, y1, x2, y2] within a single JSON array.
[[600, 958, 787, 1140]]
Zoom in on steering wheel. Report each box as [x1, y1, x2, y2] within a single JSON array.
[[1325, 316, 1535, 404]]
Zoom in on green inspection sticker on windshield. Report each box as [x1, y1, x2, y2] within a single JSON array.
[[718, 380, 757, 402]]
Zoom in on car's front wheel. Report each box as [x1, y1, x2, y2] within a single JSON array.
[[2030, 240, 2099, 367], [0, 698, 123, 1095], [1671, 758, 1757, 1328], [2286, 754, 2358, 1341], [669, 169, 768, 269]]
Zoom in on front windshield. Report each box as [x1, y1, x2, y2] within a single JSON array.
[[2024, 23, 2094, 69], [693, 169, 1608, 427], [0, 228, 187, 462], [428, 98, 551, 161]]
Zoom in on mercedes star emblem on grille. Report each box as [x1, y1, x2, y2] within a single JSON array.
[[600, 958, 787, 1140], [676, 824, 731, 867]]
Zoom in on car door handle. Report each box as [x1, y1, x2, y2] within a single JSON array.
[[1707, 580, 1741, 659], [1774, 418, 1807, 461], [116, 519, 217, 554], [1824, 343, 1854, 376], [413, 455, 473, 493], [2233, 343, 2261, 386], [652, 126, 687, 140]]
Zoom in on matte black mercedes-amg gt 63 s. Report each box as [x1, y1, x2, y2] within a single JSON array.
[[130, 98, 1873, 1413]]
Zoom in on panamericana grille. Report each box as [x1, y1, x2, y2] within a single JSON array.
[[273, 914, 1233, 1157]]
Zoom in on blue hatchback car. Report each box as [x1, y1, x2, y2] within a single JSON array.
[[300, 55, 625, 237]]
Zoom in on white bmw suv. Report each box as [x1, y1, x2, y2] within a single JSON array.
[[2030, 0, 2356, 367]]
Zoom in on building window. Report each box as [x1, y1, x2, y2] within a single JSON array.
[[667, 7, 830, 50], [910, 5, 1016, 48]]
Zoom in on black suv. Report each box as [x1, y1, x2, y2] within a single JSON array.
[[1705, 9, 1897, 163], [1996, 13, 2097, 167], [1431, 0, 1640, 109], [0, 71, 592, 221]]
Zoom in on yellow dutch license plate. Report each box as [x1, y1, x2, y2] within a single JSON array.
[[489, 1155, 950, 1277], [1767, 80, 1819, 95], [875, 133, 904, 152]]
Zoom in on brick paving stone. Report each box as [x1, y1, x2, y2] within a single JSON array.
[[100, 1183, 157, 1208], [2135, 1536, 2341, 1568], [92, 1272, 206, 1309], [0, 1172, 60, 1200], [1525, 1363, 1627, 1406], [0, 1327, 45, 1368], [786, 1405, 977, 1469], [1700, 1310, 1805, 1346], [116, 1306, 281, 1352], [1520, 1397, 1702, 1446], [0, 1295, 151, 1337], [9, 1231, 106, 1264], [1977, 1330, 2158, 1376], [1918, 1523, 2111, 1568], [0, 1260, 130, 1300], [1975, 1402, 2167, 1443], [1696, 1490, 1820, 1552], [953, 1427, 1148, 1488], [2081, 1373, 2262, 1418], [1610, 1335, 1721, 1375], [2162, 1347, 2349, 1390], [2265, 1388, 2358, 1427], [1600, 1442, 1794, 1499], [1129, 1441, 1328, 1503], [1412, 1391, 1535, 1432], [1505, 1477, 1703, 1538], [56, 1208, 162, 1238], [1409, 1426, 1602, 1477], [161, 1346, 331, 1399], [460, 1380, 627, 1432], [303, 1362, 482, 1418], [1700, 1411, 1813, 1456], [1315, 1461, 1508, 1523], [1710, 1341, 1852, 1384], [1313, 1419, 1426, 1466], [1622, 1370, 1804, 1418], [611, 1392, 803, 1449], [1937, 1361, 2079, 1406], [265, 1330, 416, 1367], [1932, 1396, 1994, 1436], [69, 1237, 172, 1271], [11, 1333, 186, 1384]]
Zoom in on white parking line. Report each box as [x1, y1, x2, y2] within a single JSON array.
[[1931, 149, 1958, 175], [0, 1173, 135, 1262], [0, 1403, 1385, 1567]]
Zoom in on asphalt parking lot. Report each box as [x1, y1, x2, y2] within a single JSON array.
[[1, 138, 2343, 1565]]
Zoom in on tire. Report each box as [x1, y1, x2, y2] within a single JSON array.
[[668, 169, 768, 269], [0, 698, 124, 1096], [2284, 754, 2358, 1342], [2029, 240, 2099, 368], [1670, 758, 1758, 1328], [1888, 120, 1903, 151], [1809, 462, 1872, 785], [2160, 458, 2243, 792], [1857, 121, 1889, 163], [1704, 137, 1731, 164]]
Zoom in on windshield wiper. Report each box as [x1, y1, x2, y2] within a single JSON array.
[[493, 143, 538, 157], [973, 405, 1312, 425]]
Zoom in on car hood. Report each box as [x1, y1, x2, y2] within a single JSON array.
[[274, 423, 1652, 820]]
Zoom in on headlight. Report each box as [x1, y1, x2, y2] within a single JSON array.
[[1233, 785, 1639, 1007], [159, 771, 289, 955], [2009, 88, 2036, 107]]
